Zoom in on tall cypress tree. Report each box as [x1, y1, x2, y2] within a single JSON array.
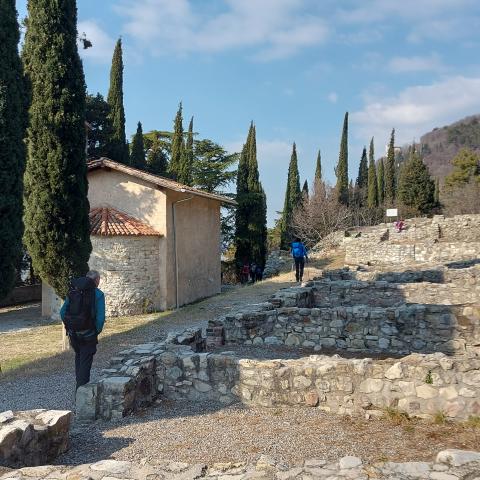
[[434, 178, 440, 206], [315, 149, 322, 182], [130, 121, 145, 169], [302, 179, 309, 197], [0, 0, 27, 299], [335, 112, 349, 205], [23, 0, 91, 298], [355, 146, 368, 206], [178, 116, 193, 185], [280, 142, 301, 248], [106, 38, 128, 163], [367, 137, 378, 208], [377, 158, 385, 205], [169, 102, 184, 180], [385, 128, 396, 205], [234, 123, 267, 268], [398, 148, 435, 215]]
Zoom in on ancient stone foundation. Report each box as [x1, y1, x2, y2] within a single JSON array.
[[0, 410, 71, 468], [3, 449, 480, 480]]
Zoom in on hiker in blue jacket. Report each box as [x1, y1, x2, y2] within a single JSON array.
[[60, 270, 105, 390], [290, 237, 308, 282]]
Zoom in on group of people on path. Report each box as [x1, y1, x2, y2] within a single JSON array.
[[240, 262, 263, 284]]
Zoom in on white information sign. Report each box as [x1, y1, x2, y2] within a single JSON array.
[[386, 208, 398, 217]]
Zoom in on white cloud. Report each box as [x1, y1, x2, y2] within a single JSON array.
[[351, 76, 480, 146], [115, 0, 329, 60], [387, 53, 445, 73], [327, 92, 338, 103], [77, 20, 116, 64]]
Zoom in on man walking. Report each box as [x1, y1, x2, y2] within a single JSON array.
[[60, 270, 105, 390], [290, 237, 308, 282]]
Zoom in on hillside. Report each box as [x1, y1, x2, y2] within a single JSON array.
[[419, 114, 480, 179]]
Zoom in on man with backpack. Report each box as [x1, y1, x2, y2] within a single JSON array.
[[60, 270, 105, 390], [290, 237, 308, 282]]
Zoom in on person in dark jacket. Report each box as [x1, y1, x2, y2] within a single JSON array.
[[290, 237, 308, 282], [60, 270, 105, 390]]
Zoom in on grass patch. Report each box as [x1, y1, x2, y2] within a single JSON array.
[[464, 416, 480, 429], [433, 411, 447, 425], [384, 407, 410, 425]]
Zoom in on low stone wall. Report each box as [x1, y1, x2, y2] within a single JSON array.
[[0, 410, 71, 468], [89, 236, 161, 316], [4, 450, 480, 480], [224, 296, 480, 355], [77, 338, 480, 422], [0, 285, 41, 308], [237, 352, 480, 420], [345, 240, 480, 266]]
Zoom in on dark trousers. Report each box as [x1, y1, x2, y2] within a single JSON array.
[[294, 257, 305, 281], [69, 334, 97, 390]]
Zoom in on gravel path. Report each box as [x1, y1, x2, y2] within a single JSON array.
[[57, 401, 479, 467]]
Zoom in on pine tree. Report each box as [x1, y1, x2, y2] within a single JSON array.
[[178, 116, 194, 185], [106, 38, 128, 163], [0, 0, 27, 299], [23, 0, 91, 298], [367, 138, 378, 209], [234, 123, 267, 269], [444, 148, 480, 188], [169, 102, 184, 180], [130, 121, 145, 169], [335, 112, 349, 205], [315, 149, 322, 182], [377, 158, 385, 205], [85, 92, 113, 158], [398, 148, 435, 215], [280, 143, 301, 248], [385, 128, 396, 205], [302, 179, 309, 198]]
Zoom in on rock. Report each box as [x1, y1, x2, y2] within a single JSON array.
[[285, 334, 300, 346], [304, 392, 319, 407], [359, 379, 384, 394], [339, 456, 362, 469], [384, 363, 403, 380], [416, 384, 438, 399], [0, 411, 14, 424], [436, 449, 480, 466], [90, 459, 132, 474], [193, 380, 212, 393]]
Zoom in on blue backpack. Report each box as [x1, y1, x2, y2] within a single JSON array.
[[291, 242, 305, 258]]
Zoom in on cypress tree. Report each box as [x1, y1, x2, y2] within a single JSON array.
[[106, 38, 128, 163], [398, 148, 435, 215], [335, 112, 349, 205], [146, 143, 168, 176], [367, 138, 378, 208], [23, 0, 91, 298], [377, 158, 385, 205], [234, 123, 267, 269], [315, 149, 322, 182], [169, 102, 184, 180], [385, 128, 396, 205], [130, 121, 145, 169], [302, 179, 309, 197], [0, 0, 27, 299], [355, 146, 368, 206], [280, 142, 301, 249], [434, 178, 440, 205], [85, 92, 113, 158], [178, 116, 194, 185]]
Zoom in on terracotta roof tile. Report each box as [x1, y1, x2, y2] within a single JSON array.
[[89, 207, 161, 236]]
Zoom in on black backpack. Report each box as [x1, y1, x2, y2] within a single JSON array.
[[64, 277, 96, 332]]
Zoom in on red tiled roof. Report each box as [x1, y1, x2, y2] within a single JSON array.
[[87, 157, 237, 205], [89, 206, 161, 236]]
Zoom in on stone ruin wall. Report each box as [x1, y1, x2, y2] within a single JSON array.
[[344, 214, 480, 266], [76, 338, 480, 422]]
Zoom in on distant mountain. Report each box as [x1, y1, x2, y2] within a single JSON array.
[[419, 114, 480, 180]]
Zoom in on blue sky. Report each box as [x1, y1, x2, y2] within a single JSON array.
[[16, 0, 480, 225]]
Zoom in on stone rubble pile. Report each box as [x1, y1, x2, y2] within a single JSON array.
[[0, 410, 71, 468], [2, 449, 480, 480], [263, 250, 289, 279]]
